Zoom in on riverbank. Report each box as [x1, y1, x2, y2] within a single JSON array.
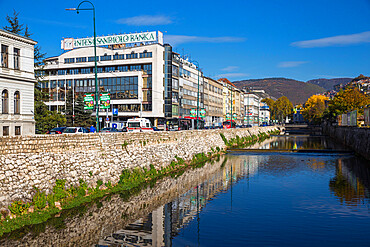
[[0, 127, 279, 236], [323, 123, 370, 161]]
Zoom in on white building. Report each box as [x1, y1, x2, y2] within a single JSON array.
[[41, 31, 206, 129], [0, 29, 37, 136], [244, 93, 260, 126]]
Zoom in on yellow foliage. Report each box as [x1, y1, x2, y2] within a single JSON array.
[[302, 95, 328, 123]]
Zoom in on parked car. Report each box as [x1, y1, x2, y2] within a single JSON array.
[[63, 127, 89, 134], [152, 126, 162, 131], [100, 127, 120, 133], [46, 127, 66, 134]]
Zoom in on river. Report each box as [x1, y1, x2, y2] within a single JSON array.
[[1, 136, 370, 246]]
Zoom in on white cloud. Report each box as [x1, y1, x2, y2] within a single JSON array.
[[216, 73, 249, 78], [165, 35, 246, 46], [221, 66, 239, 72], [278, 61, 307, 68], [116, 15, 172, 26], [291, 31, 370, 48]]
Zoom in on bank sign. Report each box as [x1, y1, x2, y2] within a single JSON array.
[[61, 31, 162, 50]]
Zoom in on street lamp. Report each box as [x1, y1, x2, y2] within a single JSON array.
[[66, 1, 99, 132], [191, 60, 200, 129]]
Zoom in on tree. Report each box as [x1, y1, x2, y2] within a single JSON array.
[[301, 95, 328, 124], [262, 98, 275, 119], [3, 10, 23, 34], [324, 87, 370, 122], [74, 94, 95, 127], [273, 96, 293, 123], [34, 88, 66, 133]]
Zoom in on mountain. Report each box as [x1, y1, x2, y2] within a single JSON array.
[[233, 78, 325, 105], [306, 78, 352, 91]]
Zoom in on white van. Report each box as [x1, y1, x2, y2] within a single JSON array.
[[127, 118, 153, 132]]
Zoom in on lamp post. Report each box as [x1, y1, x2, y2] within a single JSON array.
[[191, 60, 200, 129], [66, 1, 99, 132]]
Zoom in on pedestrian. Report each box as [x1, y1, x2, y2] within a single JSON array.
[[90, 125, 96, 133]]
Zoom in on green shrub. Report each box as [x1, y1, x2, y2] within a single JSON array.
[[33, 188, 47, 211], [8, 201, 30, 215]]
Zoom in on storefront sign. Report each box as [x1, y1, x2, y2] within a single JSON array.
[[61, 31, 160, 50], [190, 108, 206, 118], [99, 93, 111, 109], [84, 94, 94, 110]]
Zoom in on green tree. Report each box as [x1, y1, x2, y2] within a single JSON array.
[[34, 88, 66, 133], [74, 94, 95, 127], [3, 10, 23, 34], [273, 96, 293, 123], [262, 98, 275, 119]]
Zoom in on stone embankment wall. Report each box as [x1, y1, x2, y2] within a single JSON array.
[[323, 124, 370, 160], [0, 126, 278, 207]]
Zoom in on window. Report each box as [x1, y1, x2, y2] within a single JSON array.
[[126, 52, 138, 59], [143, 64, 152, 74], [76, 57, 87, 63], [140, 51, 152, 58], [130, 65, 141, 71], [1, 45, 8, 68], [15, 126, 21, 136], [117, 66, 128, 72], [113, 54, 125, 60], [14, 91, 20, 114], [100, 55, 112, 61], [88, 56, 99, 62], [3, 126, 9, 136], [58, 69, 67, 75], [81, 68, 91, 74], [2, 90, 9, 114], [117, 104, 140, 112], [143, 104, 152, 111], [68, 69, 79, 75], [14, 48, 20, 70], [105, 66, 115, 72], [64, 58, 75, 64], [93, 67, 103, 73]]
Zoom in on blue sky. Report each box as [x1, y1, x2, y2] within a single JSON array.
[[1, 0, 369, 81]]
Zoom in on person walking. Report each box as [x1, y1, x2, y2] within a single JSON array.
[[90, 125, 96, 133]]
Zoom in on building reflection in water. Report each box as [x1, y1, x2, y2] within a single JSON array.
[[329, 156, 370, 207], [97, 155, 261, 247]]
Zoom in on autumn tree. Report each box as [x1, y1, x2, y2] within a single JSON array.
[[262, 98, 275, 119], [302, 95, 328, 124], [272, 96, 293, 123], [324, 87, 370, 122]]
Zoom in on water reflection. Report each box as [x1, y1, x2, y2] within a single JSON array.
[[330, 156, 370, 207], [249, 136, 348, 150]]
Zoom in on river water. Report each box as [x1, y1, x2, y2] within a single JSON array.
[[1, 136, 370, 246]]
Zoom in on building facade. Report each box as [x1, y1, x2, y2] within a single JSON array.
[[203, 77, 223, 126], [42, 32, 209, 129], [0, 29, 37, 136], [219, 79, 243, 124], [244, 93, 261, 126]]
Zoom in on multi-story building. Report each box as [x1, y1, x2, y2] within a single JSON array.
[[219, 78, 244, 124], [203, 77, 223, 126], [0, 29, 37, 136], [259, 102, 270, 124], [244, 93, 261, 126], [171, 53, 204, 120]]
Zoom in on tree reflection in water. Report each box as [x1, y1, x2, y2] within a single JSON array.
[[329, 157, 370, 207]]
